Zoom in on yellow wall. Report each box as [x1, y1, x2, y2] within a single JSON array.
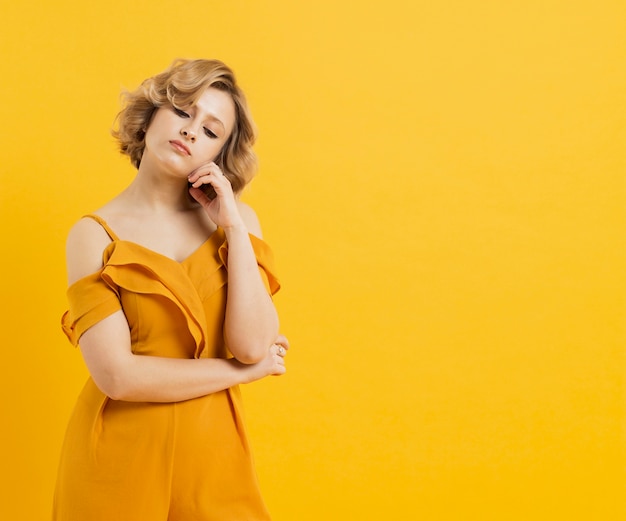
[[1, 1, 623, 519]]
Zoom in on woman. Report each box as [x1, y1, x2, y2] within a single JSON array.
[[54, 59, 288, 520]]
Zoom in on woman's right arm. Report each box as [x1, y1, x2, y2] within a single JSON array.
[[78, 313, 286, 402], [66, 218, 287, 403]]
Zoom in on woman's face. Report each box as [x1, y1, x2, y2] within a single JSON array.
[[142, 87, 236, 176]]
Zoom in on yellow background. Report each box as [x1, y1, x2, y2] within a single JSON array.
[[1, 1, 624, 519]]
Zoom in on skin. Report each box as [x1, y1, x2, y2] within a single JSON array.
[[65, 87, 288, 402]]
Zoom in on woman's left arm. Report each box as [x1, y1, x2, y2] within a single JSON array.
[[222, 202, 279, 363], [189, 164, 280, 364]]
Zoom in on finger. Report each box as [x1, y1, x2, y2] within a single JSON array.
[[274, 334, 290, 351], [188, 162, 217, 180], [188, 162, 225, 182], [272, 343, 287, 357], [271, 343, 285, 357], [191, 175, 233, 197], [188, 186, 211, 206], [189, 171, 223, 188], [273, 366, 286, 376]]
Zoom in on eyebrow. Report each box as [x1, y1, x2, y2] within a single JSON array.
[[203, 114, 226, 132]]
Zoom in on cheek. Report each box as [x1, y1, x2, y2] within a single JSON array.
[[201, 141, 227, 162]]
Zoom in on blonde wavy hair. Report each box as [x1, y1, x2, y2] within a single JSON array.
[[112, 59, 258, 194]]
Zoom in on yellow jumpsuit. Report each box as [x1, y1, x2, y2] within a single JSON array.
[[53, 214, 280, 520]]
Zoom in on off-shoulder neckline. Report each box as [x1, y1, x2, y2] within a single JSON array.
[[83, 213, 223, 265]]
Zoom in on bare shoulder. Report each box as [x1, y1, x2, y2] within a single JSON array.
[[65, 217, 113, 285], [237, 201, 263, 239]]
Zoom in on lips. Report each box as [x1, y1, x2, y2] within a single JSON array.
[[170, 140, 191, 155]]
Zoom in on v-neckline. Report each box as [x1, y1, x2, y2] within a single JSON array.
[[86, 213, 222, 265], [114, 228, 223, 265]]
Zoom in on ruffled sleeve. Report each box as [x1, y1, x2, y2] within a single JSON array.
[[217, 233, 281, 296], [61, 270, 121, 346]]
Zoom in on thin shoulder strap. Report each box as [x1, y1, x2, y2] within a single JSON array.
[[82, 214, 120, 241]]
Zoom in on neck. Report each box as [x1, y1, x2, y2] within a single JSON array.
[[122, 159, 197, 213]]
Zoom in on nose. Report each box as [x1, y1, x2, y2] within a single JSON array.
[[181, 127, 196, 142]]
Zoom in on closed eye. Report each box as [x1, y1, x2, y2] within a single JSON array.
[[203, 127, 218, 138], [173, 107, 189, 118]]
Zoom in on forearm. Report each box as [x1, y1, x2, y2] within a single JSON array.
[[92, 353, 261, 403], [223, 225, 279, 363]]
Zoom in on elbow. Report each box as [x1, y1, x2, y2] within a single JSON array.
[[94, 379, 124, 401], [104, 382, 129, 401], [92, 371, 134, 401], [225, 320, 279, 365], [236, 353, 265, 365], [228, 340, 270, 365]]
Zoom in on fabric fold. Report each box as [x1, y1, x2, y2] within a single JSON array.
[[61, 229, 280, 358], [217, 233, 281, 296], [101, 241, 209, 358]]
